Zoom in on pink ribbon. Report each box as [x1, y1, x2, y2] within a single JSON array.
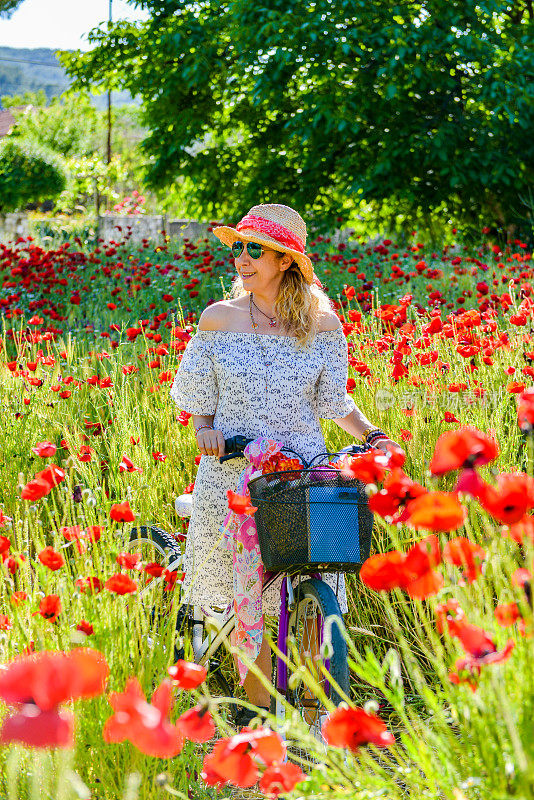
[[219, 438, 284, 684], [236, 215, 305, 254]]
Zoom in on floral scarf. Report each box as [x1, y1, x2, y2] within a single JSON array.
[[219, 437, 283, 684]]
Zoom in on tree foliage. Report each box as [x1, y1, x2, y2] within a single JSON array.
[[61, 0, 534, 233], [7, 94, 101, 158], [0, 0, 25, 18], [0, 137, 67, 213]]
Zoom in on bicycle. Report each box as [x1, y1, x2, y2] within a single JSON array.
[[127, 435, 375, 753]]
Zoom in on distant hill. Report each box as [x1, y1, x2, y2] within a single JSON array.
[[0, 47, 137, 108]]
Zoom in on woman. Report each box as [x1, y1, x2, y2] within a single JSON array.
[[170, 203, 400, 721]]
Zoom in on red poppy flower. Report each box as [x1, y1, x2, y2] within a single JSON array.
[[153, 451, 167, 462], [119, 454, 143, 473], [5, 554, 25, 574], [448, 660, 480, 692], [359, 551, 406, 592], [11, 590, 28, 605], [258, 763, 307, 797], [503, 515, 534, 544], [103, 678, 183, 759], [435, 598, 466, 635], [478, 473, 534, 524], [0, 648, 109, 710], [38, 546, 65, 571], [322, 706, 395, 752], [494, 603, 521, 627], [367, 490, 402, 517], [77, 445, 94, 462], [0, 707, 74, 749], [144, 562, 164, 578], [109, 501, 136, 522], [168, 660, 207, 689], [455, 633, 515, 669], [517, 387, 534, 433], [86, 525, 103, 542], [443, 412, 460, 423], [202, 738, 259, 789], [176, 705, 215, 742], [61, 525, 83, 541], [105, 573, 138, 595], [0, 535, 11, 554], [339, 450, 389, 484], [36, 464, 66, 490], [240, 727, 286, 766], [368, 468, 427, 519], [402, 536, 444, 599], [442, 537, 486, 582], [511, 568, 532, 588], [116, 552, 141, 569], [360, 536, 442, 598], [0, 614, 12, 630], [447, 618, 516, 669], [227, 490, 257, 516], [405, 491, 467, 532], [75, 576, 103, 594], [31, 441, 57, 458], [76, 620, 94, 636], [21, 475, 52, 501], [453, 468, 489, 499], [430, 426, 499, 475], [35, 594, 61, 623]]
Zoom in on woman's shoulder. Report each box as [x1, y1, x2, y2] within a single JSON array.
[[316, 311, 342, 333], [197, 299, 245, 331]]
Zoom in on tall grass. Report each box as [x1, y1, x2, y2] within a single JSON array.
[[0, 229, 532, 797]]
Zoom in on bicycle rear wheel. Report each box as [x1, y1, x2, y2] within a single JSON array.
[[276, 578, 350, 755], [127, 525, 186, 660]]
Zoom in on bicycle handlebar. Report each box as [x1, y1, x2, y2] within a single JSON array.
[[219, 435, 372, 467]]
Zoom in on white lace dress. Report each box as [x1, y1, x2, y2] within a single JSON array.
[[169, 328, 356, 615]]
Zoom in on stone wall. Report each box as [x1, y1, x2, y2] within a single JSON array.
[[97, 216, 211, 244], [97, 215, 167, 244], [0, 213, 29, 242]]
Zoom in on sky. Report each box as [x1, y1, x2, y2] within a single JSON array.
[[0, 0, 149, 51]]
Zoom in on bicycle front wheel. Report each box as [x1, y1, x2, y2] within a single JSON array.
[[277, 578, 350, 750]]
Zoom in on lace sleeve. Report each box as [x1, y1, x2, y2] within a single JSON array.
[[316, 329, 356, 419], [169, 332, 218, 415]]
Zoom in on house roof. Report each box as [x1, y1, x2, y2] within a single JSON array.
[[0, 106, 32, 137]]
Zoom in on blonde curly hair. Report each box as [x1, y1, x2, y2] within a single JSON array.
[[229, 255, 334, 347]]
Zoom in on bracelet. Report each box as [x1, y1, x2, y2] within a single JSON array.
[[362, 428, 388, 444], [194, 425, 213, 435]]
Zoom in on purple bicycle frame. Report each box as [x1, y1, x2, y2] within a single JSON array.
[[269, 572, 330, 697]]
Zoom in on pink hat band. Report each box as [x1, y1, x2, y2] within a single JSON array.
[[236, 214, 305, 254]]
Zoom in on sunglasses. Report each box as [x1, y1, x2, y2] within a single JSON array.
[[231, 240, 265, 259]]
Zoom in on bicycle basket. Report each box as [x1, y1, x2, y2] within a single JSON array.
[[247, 466, 374, 572]]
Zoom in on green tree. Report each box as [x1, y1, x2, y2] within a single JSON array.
[[0, 138, 67, 213], [60, 0, 534, 235], [0, 0, 25, 18], [8, 94, 101, 158], [1, 89, 48, 108]]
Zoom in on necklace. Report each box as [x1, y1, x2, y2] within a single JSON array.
[[249, 293, 285, 371], [250, 293, 277, 328]]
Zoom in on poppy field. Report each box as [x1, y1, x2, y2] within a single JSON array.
[[0, 226, 533, 799]]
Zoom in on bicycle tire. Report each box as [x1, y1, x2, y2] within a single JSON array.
[[127, 526, 234, 706], [128, 525, 183, 562], [275, 578, 350, 752], [127, 525, 185, 661]]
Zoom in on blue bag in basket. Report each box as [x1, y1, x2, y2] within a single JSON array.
[[306, 485, 361, 564]]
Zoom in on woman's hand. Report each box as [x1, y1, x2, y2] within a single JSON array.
[[373, 437, 405, 458], [196, 428, 226, 457]]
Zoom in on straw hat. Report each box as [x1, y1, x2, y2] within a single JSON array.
[[212, 204, 315, 285]]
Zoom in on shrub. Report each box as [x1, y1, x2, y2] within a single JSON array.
[[0, 137, 67, 213]]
